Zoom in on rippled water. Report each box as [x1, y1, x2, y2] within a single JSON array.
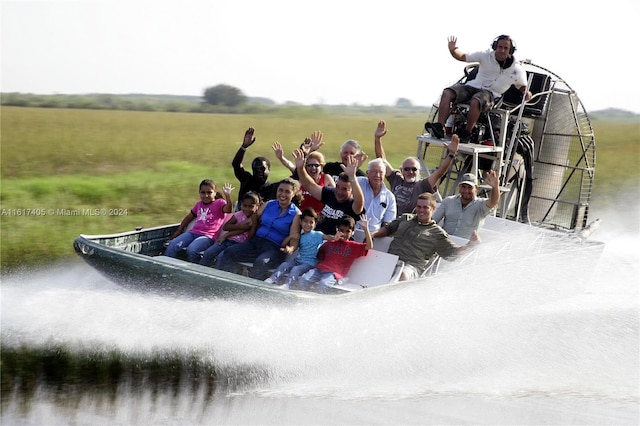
[[1, 209, 638, 425]]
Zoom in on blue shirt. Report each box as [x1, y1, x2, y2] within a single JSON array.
[[297, 230, 325, 266], [256, 200, 300, 246]]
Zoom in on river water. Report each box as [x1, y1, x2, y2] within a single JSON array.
[[1, 207, 638, 425]]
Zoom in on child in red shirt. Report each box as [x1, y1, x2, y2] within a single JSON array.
[[298, 215, 371, 293]]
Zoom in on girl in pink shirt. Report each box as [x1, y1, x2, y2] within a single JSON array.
[[200, 192, 260, 267], [164, 179, 233, 263]]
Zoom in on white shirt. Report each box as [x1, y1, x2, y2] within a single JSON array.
[[465, 49, 528, 98], [356, 176, 397, 231]]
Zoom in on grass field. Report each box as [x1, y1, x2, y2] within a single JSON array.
[[1, 106, 638, 271]]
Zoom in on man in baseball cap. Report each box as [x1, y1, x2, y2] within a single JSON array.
[[458, 173, 478, 187], [431, 170, 500, 238]]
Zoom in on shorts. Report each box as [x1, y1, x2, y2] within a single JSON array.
[[401, 263, 420, 280], [446, 84, 495, 112]]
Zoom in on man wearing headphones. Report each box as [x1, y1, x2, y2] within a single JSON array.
[[427, 35, 532, 143]]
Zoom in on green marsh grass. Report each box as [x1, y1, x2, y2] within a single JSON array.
[[1, 106, 638, 270]]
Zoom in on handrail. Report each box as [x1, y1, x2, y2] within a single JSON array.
[[500, 73, 534, 185]]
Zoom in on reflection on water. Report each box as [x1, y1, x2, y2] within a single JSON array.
[[2, 345, 217, 399], [1, 209, 639, 425], [2, 345, 219, 424]]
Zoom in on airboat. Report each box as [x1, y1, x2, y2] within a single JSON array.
[[74, 61, 603, 302]]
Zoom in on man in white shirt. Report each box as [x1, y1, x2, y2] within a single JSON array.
[[427, 35, 532, 142], [356, 158, 397, 232]]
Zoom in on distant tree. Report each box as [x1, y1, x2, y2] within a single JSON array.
[[203, 84, 247, 107], [248, 96, 276, 105], [395, 98, 413, 108]]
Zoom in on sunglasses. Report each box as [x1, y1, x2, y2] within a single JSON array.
[[403, 167, 419, 172], [305, 163, 321, 168]]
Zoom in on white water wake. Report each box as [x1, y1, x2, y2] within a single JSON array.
[[2, 203, 638, 426], [2, 232, 637, 404]]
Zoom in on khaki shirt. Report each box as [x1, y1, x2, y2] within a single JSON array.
[[386, 215, 458, 275]]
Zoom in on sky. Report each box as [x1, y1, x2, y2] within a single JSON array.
[[2, 0, 639, 113]]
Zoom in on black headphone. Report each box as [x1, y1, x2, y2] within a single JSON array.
[[491, 35, 516, 55]]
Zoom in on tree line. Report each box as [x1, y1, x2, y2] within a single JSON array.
[[1, 84, 426, 115], [1, 85, 271, 114]]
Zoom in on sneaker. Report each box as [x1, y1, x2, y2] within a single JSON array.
[[429, 122, 445, 139], [264, 277, 274, 284], [277, 283, 290, 290], [456, 128, 472, 144]]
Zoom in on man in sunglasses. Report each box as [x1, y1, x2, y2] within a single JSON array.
[[374, 120, 458, 216]]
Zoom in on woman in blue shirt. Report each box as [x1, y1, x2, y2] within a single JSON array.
[[216, 178, 302, 279]]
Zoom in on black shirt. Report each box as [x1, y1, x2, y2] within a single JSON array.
[[316, 187, 362, 235]]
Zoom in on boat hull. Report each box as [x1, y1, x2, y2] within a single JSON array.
[[73, 221, 605, 304], [73, 225, 323, 302]]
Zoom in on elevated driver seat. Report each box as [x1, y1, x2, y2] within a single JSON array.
[[440, 64, 553, 145]]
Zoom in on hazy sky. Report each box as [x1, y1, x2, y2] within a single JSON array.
[[2, 0, 639, 113]]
